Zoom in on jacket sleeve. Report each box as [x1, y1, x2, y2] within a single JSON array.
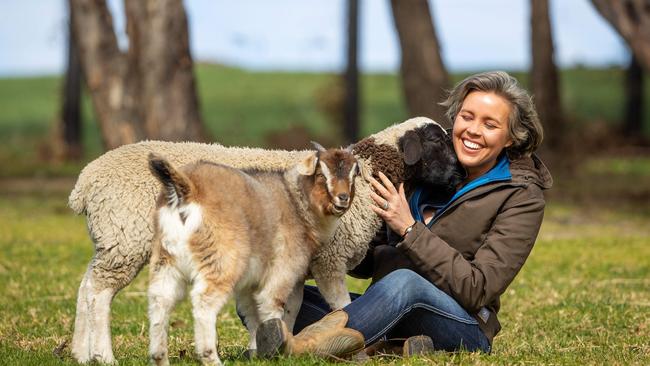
[[397, 187, 545, 313]]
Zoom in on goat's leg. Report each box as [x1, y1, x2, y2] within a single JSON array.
[[311, 263, 352, 310], [282, 283, 304, 332], [190, 280, 231, 366], [148, 265, 186, 366], [255, 263, 305, 323], [236, 292, 262, 352]]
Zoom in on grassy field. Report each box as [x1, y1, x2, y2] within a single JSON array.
[[1, 66, 649, 364], [0, 183, 648, 365]]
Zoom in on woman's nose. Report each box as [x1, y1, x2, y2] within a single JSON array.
[[466, 120, 481, 135]]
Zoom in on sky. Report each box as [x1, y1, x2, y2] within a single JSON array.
[[0, 0, 630, 77]]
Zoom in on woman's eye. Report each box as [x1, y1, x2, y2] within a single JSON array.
[[462, 115, 472, 121], [485, 123, 496, 129]]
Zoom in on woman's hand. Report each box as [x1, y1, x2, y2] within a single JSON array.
[[369, 172, 416, 237]]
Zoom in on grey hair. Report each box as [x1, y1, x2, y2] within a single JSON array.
[[439, 71, 543, 159]]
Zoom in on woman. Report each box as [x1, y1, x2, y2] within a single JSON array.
[[257, 71, 553, 358]]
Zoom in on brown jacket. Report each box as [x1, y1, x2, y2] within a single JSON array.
[[350, 154, 553, 344]]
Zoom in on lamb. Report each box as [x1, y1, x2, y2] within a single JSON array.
[[68, 117, 462, 364], [147, 145, 359, 366]]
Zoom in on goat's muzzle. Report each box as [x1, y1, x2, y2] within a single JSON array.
[[330, 195, 351, 216]]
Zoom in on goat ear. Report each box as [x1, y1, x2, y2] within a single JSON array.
[[297, 152, 319, 176], [310, 141, 326, 152], [402, 130, 423, 165]]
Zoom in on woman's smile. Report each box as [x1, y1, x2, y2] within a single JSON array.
[[452, 91, 513, 181]]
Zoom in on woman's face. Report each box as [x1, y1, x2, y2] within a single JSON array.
[[452, 91, 513, 181]]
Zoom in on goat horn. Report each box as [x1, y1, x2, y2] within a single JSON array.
[[310, 141, 326, 152]]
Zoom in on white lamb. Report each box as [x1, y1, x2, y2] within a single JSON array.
[[68, 117, 461, 364]]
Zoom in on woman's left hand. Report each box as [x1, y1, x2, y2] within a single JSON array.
[[369, 171, 416, 237]]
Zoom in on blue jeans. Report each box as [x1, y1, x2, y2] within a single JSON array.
[[295, 269, 491, 353]]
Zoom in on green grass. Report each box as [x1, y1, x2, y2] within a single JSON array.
[[1, 169, 649, 365]]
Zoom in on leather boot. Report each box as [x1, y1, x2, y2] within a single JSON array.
[[360, 338, 406, 357], [402, 335, 434, 357], [256, 310, 365, 358], [355, 335, 435, 359]]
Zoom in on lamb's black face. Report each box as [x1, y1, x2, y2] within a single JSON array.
[[399, 123, 465, 193]]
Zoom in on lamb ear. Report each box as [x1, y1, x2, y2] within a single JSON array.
[[297, 152, 319, 176], [402, 130, 423, 165], [357, 161, 372, 182]]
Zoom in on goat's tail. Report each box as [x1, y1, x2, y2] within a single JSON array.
[[148, 153, 193, 207]]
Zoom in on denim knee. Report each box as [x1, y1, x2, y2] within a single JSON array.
[[372, 269, 430, 302]]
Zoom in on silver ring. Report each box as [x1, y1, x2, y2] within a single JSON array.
[[383, 200, 389, 210]]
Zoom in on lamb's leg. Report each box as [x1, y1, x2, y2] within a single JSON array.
[[311, 264, 352, 310], [236, 292, 262, 352], [72, 265, 119, 365], [71, 268, 92, 363], [282, 282, 304, 332], [148, 265, 186, 366], [190, 280, 231, 366], [88, 283, 117, 364], [72, 250, 149, 364]]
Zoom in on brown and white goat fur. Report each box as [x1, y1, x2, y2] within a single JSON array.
[[147, 146, 359, 366]]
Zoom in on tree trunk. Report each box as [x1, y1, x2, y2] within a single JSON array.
[[390, 0, 449, 127], [70, 0, 143, 150], [343, 0, 360, 144], [624, 54, 643, 137], [70, 0, 207, 151], [531, 0, 564, 149], [54, 0, 83, 161], [132, 0, 208, 141], [591, 0, 650, 72]]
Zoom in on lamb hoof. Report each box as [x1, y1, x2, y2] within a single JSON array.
[[150, 350, 169, 366], [243, 348, 256, 359], [91, 352, 117, 365]]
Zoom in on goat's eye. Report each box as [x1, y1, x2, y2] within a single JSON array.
[[316, 173, 326, 179]]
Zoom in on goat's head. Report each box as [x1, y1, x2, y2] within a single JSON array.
[[399, 123, 465, 193], [296, 142, 360, 217]]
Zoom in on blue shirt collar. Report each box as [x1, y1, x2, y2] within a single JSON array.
[[409, 154, 511, 223]]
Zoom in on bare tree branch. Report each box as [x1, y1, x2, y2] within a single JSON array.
[[591, 0, 650, 71]]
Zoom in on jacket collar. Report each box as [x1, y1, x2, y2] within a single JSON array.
[[410, 154, 512, 223], [509, 153, 553, 190], [409, 153, 553, 225]]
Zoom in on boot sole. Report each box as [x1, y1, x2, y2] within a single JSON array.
[[256, 318, 287, 358], [403, 335, 434, 357]]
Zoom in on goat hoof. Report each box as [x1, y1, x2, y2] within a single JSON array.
[[256, 318, 288, 358]]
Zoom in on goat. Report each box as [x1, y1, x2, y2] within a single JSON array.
[[147, 145, 359, 365]]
